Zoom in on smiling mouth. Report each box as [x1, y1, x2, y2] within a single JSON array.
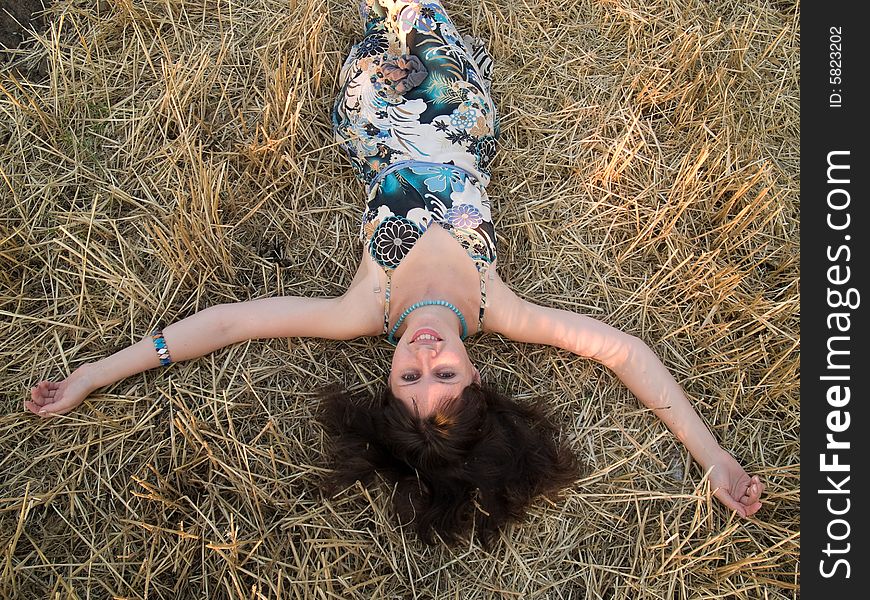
[[410, 328, 442, 343]]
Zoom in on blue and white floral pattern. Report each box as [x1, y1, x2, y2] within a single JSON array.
[[333, 0, 500, 272], [445, 204, 483, 229]]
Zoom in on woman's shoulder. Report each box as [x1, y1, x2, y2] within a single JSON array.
[[340, 253, 388, 337], [481, 267, 525, 335]]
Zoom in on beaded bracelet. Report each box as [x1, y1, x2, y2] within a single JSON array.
[[151, 329, 173, 366]]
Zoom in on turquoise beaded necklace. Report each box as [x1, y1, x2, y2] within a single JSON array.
[[386, 300, 468, 346]]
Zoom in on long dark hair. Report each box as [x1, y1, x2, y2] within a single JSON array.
[[318, 383, 582, 545]]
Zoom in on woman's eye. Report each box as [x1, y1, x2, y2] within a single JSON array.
[[436, 371, 456, 379], [401, 373, 420, 382]]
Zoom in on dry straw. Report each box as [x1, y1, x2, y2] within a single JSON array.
[[1, 0, 798, 598]]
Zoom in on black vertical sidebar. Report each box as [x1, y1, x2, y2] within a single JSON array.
[[801, 3, 868, 597]]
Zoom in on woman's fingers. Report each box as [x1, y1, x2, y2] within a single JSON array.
[[27, 381, 68, 416], [744, 501, 763, 516], [713, 487, 747, 517], [31, 381, 59, 398], [24, 397, 59, 417], [29, 389, 47, 406], [37, 401, 72, 416], [31, 382, 52, 404], [739, 476, 763, 504], [714, 478, 765, 518], [747, 476, 765, 504]]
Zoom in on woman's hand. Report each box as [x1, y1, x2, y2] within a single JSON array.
[[706, 449, 765, 517], [26, 364, 97, 417]]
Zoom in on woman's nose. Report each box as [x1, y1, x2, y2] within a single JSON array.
[[413, 345, 437, 359], [411, 344, 440, 363]]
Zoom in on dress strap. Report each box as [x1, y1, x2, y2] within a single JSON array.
[[382, 270, 393, 335], [477, 263, 489, 333]]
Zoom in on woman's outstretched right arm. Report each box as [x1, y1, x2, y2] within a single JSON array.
[[27, 292, 381, 417], [484, 274, 764, 518]]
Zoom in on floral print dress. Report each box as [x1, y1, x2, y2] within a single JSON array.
[[332, 1, 500, 334]]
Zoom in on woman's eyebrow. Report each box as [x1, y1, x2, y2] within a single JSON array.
[[397, 377, 462, 388]]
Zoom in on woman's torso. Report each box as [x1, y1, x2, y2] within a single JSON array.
[[332, 1, 500, 337]]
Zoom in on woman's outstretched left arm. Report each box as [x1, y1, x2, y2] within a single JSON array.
[[485, 276, 764, 517]]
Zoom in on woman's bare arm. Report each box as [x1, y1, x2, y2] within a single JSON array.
[[27, 290, 381, 418], [485, 276, 764, 516]]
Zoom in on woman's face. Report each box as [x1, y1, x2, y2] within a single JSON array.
[[389, 320, 480, 417]]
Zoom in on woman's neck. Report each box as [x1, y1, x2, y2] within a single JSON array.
[[386, 226, 482, 335]]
